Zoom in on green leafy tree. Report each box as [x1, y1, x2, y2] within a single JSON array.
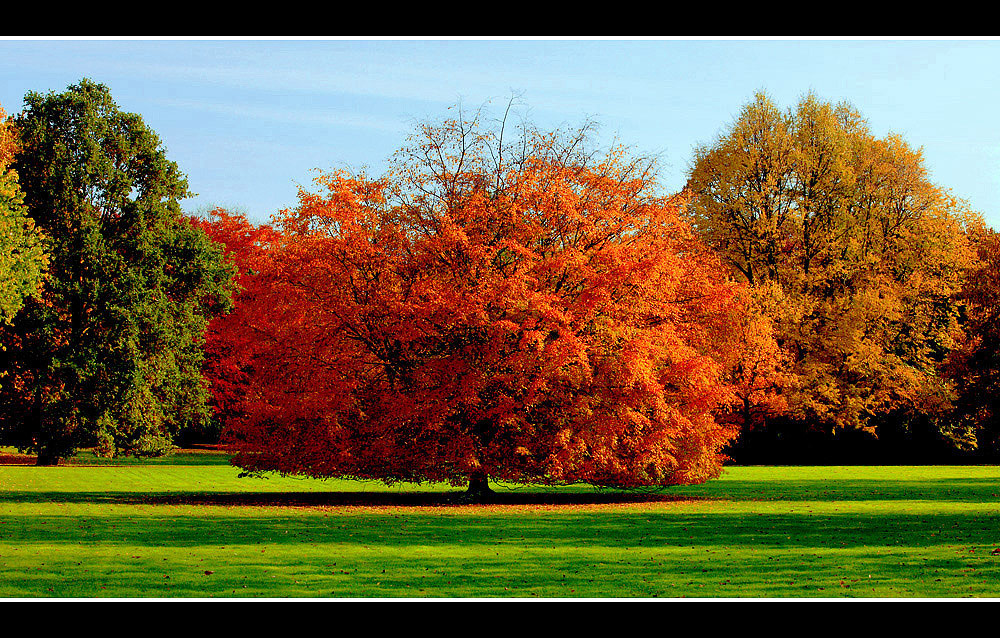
[[0, 103, 46, 324], [0, 80, 235, 465]]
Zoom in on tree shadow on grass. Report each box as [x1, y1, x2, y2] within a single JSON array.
[[673, 478, 1000, 503], [0, 489, 696, 508], [5, 478, 1000, 507], [5, 502, 1000, 552]]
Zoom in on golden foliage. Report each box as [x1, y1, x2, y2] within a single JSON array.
[[687, 92, 979, 438]]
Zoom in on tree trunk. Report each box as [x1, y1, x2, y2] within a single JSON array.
[[464, 471, 495, 503], [30, 386, 59, 466], [35, 451, 60, 466]]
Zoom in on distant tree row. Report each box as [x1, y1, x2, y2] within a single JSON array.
[[2, 81, 998, 497]]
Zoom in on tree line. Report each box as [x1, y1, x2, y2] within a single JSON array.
[[1, 81, 998, 497]]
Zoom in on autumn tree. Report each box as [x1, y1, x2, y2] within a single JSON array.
[[224, 110, 777, 499], [0, 80, 235, 465], [947, 225, 1000, 458], [718, 280, 790, 434], [686, 91, 979, 453], [0, 103, 46, 324], [191, 208, 279, 444]]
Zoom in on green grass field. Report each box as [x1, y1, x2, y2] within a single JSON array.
[[2, 447, 1000, 598]]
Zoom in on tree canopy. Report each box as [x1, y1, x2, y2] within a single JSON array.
[[0, 103, 46, 325], [0, 80, 235, 464], [947, 225, 1000, 458], [4, 81, 995, 471], [220, 112, 777, 497], [686, 92, 979, 449], [192, 208, 280, 445]]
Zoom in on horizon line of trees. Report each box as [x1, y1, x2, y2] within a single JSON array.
[[2, 80, 1000, 497]]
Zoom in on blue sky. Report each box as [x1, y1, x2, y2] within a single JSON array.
[[3, 37, 1000, 227]]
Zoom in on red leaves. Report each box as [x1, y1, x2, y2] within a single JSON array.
[[209, 118, 775, 489], [193, 209, 281, 429]]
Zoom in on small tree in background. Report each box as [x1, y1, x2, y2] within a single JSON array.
[[223, 109, 780, 500], [0, 80, 235, 465]]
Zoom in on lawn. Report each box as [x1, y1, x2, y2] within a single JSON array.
[[2, 448, 999, 598]]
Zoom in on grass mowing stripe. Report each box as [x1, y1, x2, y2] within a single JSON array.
[[2, 450, 999, 597]]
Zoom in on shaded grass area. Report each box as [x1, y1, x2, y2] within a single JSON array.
[[0, 446, 234, 467], [2, 450, 1000, 598]]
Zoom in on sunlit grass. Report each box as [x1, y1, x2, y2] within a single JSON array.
[[2, 449, 999, 598]]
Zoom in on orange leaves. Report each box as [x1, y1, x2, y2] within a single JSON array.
[[193, 209, 281, 426], [0, 105, 18, 170], [215, 113, 766, 489], [945, 228, 1000, 454]]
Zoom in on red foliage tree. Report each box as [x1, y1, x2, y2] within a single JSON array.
[[223, 115, 780, 499], [191, 208, 280, 442]]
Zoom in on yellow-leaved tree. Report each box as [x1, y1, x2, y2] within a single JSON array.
[[686, 92, 979, 456]]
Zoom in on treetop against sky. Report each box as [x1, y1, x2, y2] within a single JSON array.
[[2, 38, 998, 228]]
